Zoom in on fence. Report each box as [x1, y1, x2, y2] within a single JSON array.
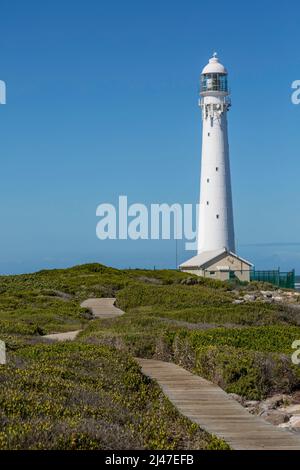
[[250, 269, 295, 289]]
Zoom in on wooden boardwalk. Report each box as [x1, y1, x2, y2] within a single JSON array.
[[43, 330, 82, 341], [136, 358, 300, 450], [80, 298, 124, 319]]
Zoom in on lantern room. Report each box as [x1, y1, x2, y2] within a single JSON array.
[[200, 52, 229, 95]]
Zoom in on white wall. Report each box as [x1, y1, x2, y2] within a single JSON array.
[[197, 93, 235, 254]]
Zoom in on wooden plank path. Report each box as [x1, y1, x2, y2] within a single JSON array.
[[80, 298, 124, 319], [43, 330, 81, 341], [136, 358, 300, 450], [43, 298, 300, 449]]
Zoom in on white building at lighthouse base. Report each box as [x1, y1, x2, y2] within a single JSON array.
[[180, 248, 253, 282]]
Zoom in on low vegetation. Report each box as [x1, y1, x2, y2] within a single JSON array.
[[1, 262, 300, 447], [0, 342, 227, 449]]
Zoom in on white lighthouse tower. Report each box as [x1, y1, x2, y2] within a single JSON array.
[[180, 53, 252, 281], [198, 52, 234, 253]]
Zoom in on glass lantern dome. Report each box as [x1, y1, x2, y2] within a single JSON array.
[[200, 53, 229, 95], [201, 73, 228, 93]]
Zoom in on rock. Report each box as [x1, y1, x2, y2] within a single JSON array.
[[260, 410, 290, 426], [273, 296, 283, 302], [246, 406, 258, 415], [278, 422, 291, 429], [244, 400, 260, 414], [280, 404, 300, 415], [232, 299, 244, 305], [259, 394, 286, 413], [243, 294, 257, 302], [181, 277, 198, 285], [262, 298, 275, 304], [278, 416, 300, 432], [286, 291, 299, 297], [259, 404, 269, 413], [289, 416, 300, 429], [244, 400, 260, 408], [291, 391, 300, 404], [260, 291, 273, 298], [228, 393, 244, 405]]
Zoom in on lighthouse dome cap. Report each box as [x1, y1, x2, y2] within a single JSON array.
[[201, 52, 227, 74]]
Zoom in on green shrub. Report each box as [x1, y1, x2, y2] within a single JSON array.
[[151, 303, 296, 326], [194, 345, 300, 399], [181, 326, 300, 354], [116, 283, 233, 311], [0, 342, 223, 450]]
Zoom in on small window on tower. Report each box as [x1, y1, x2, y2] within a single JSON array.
[[208, 132, 210, 136], [207, 178, 210, 183], [206, 201, 209, 205], [216, 214, 219, 219], [216, 167, 219, 171]]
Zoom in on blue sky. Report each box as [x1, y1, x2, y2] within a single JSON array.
[[0, 0, 300, 274]]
